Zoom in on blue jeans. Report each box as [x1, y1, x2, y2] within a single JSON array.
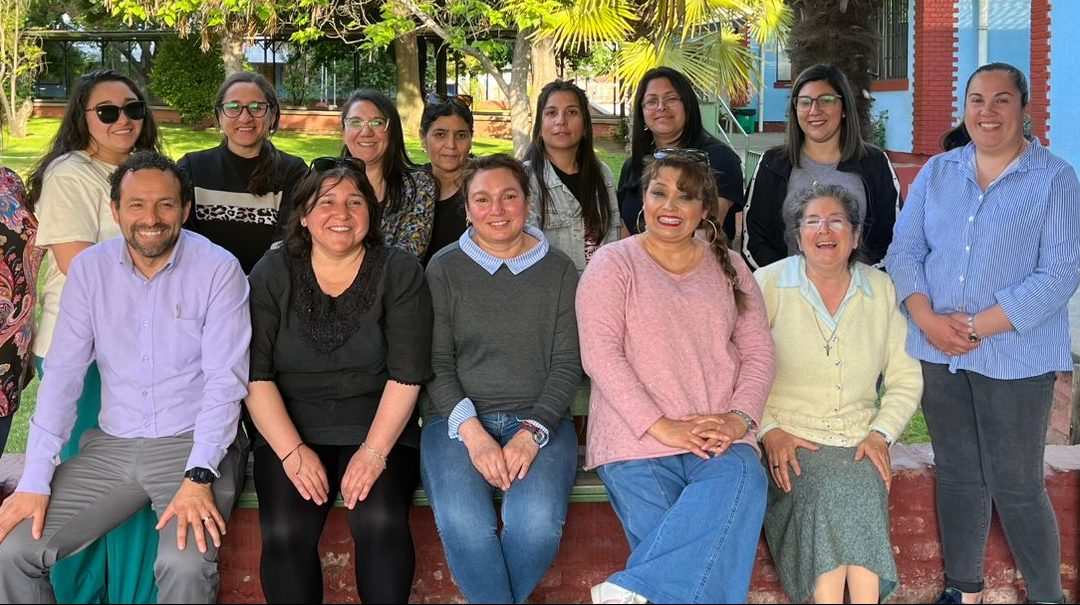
[[921, 362, 1062, 601], [597, 445, 767, 604], [421, 414, 577, 604]]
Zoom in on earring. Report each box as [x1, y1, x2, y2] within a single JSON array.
[[300, 220, 307, 228], [702, 218, 720, 246], [636, 209, 646, 233]]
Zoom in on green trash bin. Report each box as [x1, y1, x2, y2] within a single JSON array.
[[734, 107, 756, 133]]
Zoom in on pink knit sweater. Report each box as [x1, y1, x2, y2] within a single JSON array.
[[577, 237, 776, 469]]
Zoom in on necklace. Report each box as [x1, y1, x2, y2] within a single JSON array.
[[811, 313, 840, 357]]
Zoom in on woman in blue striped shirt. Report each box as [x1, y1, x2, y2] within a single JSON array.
[[886, 63, 1080, 605]]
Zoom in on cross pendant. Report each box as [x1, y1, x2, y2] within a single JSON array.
[[824, 342, 832, 356]]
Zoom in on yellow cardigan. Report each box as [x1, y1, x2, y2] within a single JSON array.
[[754, 257, 923, 446]]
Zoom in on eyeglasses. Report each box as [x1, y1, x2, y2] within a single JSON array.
[[85, 101, 146, 124], [794, 94, 842, 111], [343, 116, 390, 132], [308, 156, 366, 174], [218, 101, 273, 118], [642, 96, 682, 111], [425, 92, 473, 108], [799, 217, 851, 232], [653, 147, 709, 166]]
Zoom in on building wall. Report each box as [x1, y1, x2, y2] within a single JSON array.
[[1049, 0, 1080, 169], [954, 0, 1032, 117], [912, 0, 960, 155], [874, 0, 918, 152]]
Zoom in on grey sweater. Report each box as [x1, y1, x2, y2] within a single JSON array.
[[425, 243, 582, 433]]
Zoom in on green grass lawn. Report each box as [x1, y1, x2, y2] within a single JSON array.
[[1, 118, 929, 453]]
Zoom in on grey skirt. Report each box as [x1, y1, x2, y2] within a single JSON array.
[[763, 444, 898, 603]]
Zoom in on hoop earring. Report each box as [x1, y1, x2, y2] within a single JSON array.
[[636, 209, 645, 233], [703, 218, 720, 246]]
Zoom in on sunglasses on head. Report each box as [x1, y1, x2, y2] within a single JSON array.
[[86, 101, 147, 124], [308, 156, 366, 174], [425, 92, 473, 108], [652, 147, 710, 166]]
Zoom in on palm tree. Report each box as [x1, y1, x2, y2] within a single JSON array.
[[784, 0, 879, 139], [544, 0, 791, 100]]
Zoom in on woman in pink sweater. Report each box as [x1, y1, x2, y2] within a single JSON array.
[[577, 152, 775, 604]]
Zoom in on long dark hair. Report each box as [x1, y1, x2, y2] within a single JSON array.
[[628, 67, 727, 176], [783, 64, 866, 167], [641, 154, 746, 311], [941, 62, 1031, 151], [524, 80, 612, 242], [215, 72, 282, 197], [27, 69, 162, 212], [340, 89, 417, 214], [284, 167, 384, 258]]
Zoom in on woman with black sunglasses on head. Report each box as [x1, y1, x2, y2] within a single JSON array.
[[525, 80, 621, 273], [245, 158, 432, 603], [341, 89, 438, 259], [177, 72, 308, 274], [618, 67, 744, 242], [419, 92, 473, 265], [742, 64, 902, 271], [24, 67, 162, 605]]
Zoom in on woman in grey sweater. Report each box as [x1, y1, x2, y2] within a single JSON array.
[[422, 154, 582, 604]]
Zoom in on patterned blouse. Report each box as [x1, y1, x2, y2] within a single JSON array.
[[381, 168, 437, 259], [0, 168, 43, 416]]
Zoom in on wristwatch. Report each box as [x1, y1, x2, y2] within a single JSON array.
[[871, 429, 894, 446], [184, 467, 214, 484], [519, 420, 548, 447]]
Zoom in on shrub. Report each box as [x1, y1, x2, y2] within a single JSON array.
[[150, 37, 225, 125], [870, 109, 889, 149]]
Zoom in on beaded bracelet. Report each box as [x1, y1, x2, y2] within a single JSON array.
[[966, 314, 982, 343]]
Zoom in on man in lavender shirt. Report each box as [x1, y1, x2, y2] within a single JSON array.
[[0, 151, 250, 604]]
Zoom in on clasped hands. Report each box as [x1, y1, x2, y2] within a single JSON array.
[[460, 419, 539, 491], [647, 412, 749, 460]]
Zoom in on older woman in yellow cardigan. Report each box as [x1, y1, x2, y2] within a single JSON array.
[[753, 182, 922, 604]]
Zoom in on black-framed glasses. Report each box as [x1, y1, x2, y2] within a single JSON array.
[[308, 156, 366, 174], [653, 147, 709, 166], [85, 101, 146, 124], [425, 92, 473, 108], [343, 117, 390, 132], [218, 101, 273, 118], [794, 94, 842, 111]]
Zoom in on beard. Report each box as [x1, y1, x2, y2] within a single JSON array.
[[125, 223, 180, 260]]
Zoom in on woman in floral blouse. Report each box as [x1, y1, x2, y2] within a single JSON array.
[[340, 89, 437, 258]]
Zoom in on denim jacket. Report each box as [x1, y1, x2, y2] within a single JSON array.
[[526, 157, 621, 273]]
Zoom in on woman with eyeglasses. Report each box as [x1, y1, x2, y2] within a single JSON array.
[[578, 153, 773, 604], [244, 160, 433, 603], [419, 92, 473, 265], [24, 67, 162, 605], [422, 155, 581, 604], [341, 89, 438, 259], [887, 63, 1079, 605], [617, 67, 744, 242], [742, 64, 901, 270], [177, 72, 308, 274], [524, 80, 621, 273], [754, 182, 921, 604]]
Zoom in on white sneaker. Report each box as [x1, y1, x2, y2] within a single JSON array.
[[590, 581, 647, 604]]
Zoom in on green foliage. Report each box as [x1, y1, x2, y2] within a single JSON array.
[[870, 109, 888, 149], [149, 37, 224, 125]]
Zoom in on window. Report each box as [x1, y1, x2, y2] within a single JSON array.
[[875, 0, 909, 80], [776, 40, 791, 82]]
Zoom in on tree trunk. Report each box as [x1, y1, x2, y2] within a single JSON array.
[[509, 28, 533, 157], [394, 33, 423, 137], [530, 34, 557, 107], [220, 27, 246, 78], [785, 0, 879, 140]]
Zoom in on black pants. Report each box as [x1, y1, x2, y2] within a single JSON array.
[[253, 442, 420, 604]]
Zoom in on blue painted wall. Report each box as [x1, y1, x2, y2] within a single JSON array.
[[874, 0, 916, 152], [1049, 0, 1080, 169], [745, 40, 794, 125], [954, 0, 1031, 117]]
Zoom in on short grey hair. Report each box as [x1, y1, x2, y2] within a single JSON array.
[[785, 182, 865, 265]]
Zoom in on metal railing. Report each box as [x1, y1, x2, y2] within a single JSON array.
[[710, 95, 759, 180]]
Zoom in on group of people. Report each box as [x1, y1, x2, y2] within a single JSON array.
[[0, 58, 1071, 605]]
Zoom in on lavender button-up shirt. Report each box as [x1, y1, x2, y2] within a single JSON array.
[[19, 230, 251, 495]]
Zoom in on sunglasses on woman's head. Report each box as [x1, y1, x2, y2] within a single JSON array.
[[652, 147, 710, 166], [308, 156, 366, 174], [425, 92, 473, 108], [86, 101, 147, 124]]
